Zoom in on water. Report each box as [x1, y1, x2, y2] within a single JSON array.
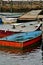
[[0, 44, 42, 65]]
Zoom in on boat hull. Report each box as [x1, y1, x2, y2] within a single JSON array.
[[0, 31, 42, 54], [0, 30, 15, 38], [0, 34, 42, 50]]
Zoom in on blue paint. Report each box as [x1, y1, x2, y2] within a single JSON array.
[[0, 31, 42, 42], [0, 18, 2, 24]]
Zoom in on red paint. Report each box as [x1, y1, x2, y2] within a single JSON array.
[[0, 30, 15, 38], [23, 35, 42, 47], [0, 35, 42, 48], [0, 41, 23, 48]]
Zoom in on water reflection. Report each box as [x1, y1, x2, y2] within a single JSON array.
[[0, 41, 42, 55], [0, 44, 42, 65], [0, 41, 42, 65]]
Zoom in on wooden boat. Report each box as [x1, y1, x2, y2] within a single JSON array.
[[0, 21, 42, 33], [0, 31, 42, 51], [0, 30, 16, 38], [2, 16, 17, 24], [17, 10, 43, 23], [0, 13, 23, 24]]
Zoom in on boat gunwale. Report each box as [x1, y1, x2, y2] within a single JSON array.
[[0, 33, 42, 43]]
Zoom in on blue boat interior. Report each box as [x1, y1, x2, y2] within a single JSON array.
[[0, 31, 42, 42], [0, 18, 3, 24]]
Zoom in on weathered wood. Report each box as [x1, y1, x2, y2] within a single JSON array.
[[18, 10, 43, 22]]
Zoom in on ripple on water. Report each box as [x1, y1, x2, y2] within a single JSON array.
[[0, 44, 42, 65], [9, 42, 42, 65]]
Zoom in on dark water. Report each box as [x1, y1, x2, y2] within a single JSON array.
[[42, 39, 43, 65]]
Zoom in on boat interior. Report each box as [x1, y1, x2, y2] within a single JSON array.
[[0, 31, 42, 42]]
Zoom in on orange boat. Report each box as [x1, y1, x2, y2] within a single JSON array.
[[0, 31, 42, 51]]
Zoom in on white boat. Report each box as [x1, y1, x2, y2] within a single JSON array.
[[0, 21, 42, 32], [0, 13, 23, 24], [2, 16, 17, 24]]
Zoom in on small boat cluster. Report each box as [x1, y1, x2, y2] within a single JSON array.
[[0, 12, 42, 53]]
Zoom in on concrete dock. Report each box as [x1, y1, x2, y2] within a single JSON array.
[[17, 10, 43, 22]]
